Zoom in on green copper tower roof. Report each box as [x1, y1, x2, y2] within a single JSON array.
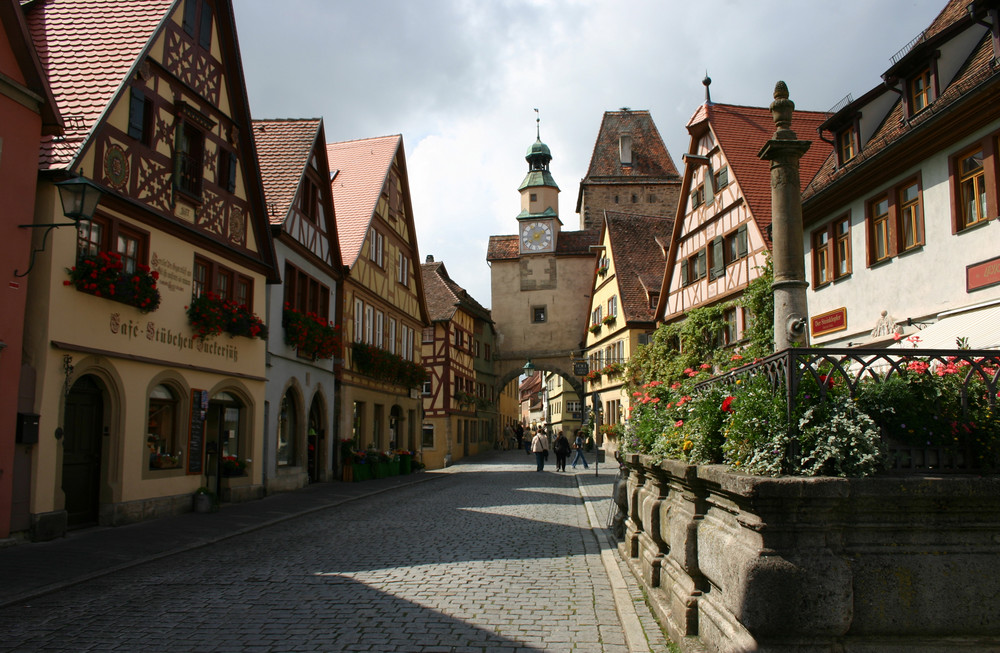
[[519, 137, 559, 191]]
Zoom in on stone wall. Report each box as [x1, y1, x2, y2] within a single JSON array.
[[617, 454, 1000, 652]]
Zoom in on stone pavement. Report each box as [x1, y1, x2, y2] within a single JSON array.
[[0, 449, 669, 652]]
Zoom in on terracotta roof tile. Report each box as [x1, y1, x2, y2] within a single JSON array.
[[690, 102, 832, 246], [805, 31, 998, 204], [420, 260, 491, 323], [252, 118, 321, 225], [582, 110, 680, 180], [27, 0, 174, 169], [486, 229, 599, 262], [326, 135, 402, 268], [603, 211, 674, 323]]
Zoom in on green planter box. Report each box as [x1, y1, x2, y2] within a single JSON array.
[[399, 454, 412, 474], [374, 461, 389, 478], [387, 460, 400, 476], [352, 463, 371, 482]]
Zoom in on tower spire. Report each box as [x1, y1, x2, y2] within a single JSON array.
[[534, 107, 540, 140]]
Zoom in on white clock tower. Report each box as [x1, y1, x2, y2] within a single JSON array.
[[517, 124, 561, 254]]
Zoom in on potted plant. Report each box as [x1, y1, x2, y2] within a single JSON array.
[[193, 486, 217, 513], [221, 455, 248, 477], [65, 251, 161, 313], [283, 303, 341, 360], [588, 323, 602, 335], [602, 314, 616, 327], [186, 291, 267, 340]]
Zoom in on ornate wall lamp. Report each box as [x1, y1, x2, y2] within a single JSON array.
[[14, 175, 104, 277]]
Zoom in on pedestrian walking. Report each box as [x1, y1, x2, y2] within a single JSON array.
[[571, 430, 589, 469], [515, 422, 525, 453], [531, 429, 548, 471], [553, 431, 570, 472]]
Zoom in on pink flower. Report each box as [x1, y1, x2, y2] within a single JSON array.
[[893, 332, 902, 341], [730, 354, 743, 361], [721, 396, 734, 412], [674, 420, 684, 428], [699, 363, 711, 370], [650, 397, 660, 404]]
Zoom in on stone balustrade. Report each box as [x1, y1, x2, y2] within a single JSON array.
[[616, 454, 1000, 652]]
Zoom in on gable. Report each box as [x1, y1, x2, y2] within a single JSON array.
[[32, 0, 276, 275]]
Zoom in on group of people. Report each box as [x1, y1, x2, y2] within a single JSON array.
[[514, 422, 589, 472]]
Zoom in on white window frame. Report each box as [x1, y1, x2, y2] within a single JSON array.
[[375, 310, 384, 348], [353, 298, 364, 343], [364, 305, 374, 344]]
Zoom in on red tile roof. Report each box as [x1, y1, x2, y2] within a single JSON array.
[[253, 118, 322, 225], [26, 0, 174, 170], [582, 110, 680, 179], [689, 102, 832, 246], [326, 134, 402, 267], [486, 229, 599, 262], [804, 3, 997, 208], [603, 211, 673, 323], [420, 259, 491, 323]]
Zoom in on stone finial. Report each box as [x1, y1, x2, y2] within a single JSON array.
[[769, 81, 796, 139], [703, 73, 712, 104]]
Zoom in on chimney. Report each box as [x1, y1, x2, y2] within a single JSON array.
[[426, 254, 434, 263]]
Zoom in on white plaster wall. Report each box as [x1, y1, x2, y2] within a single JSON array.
[[806, 123, 1000, 345]]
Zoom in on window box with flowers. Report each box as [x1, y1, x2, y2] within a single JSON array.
[[602, 314, 616, 327], [65, 251, 161, 313], [601, 362, 624, 378], [221, 455, 248, 477], [351, 341, 428, 388], [187, 291, 267, 340], [599, 423, 624, 439], [584, 369, 601, 383], [283, 304, 341, 360], [597, 265, 609, 277], [588, 324, 602, 335]]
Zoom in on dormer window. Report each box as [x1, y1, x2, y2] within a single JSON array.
[[175, 121, 204, 198], [837, 126, 856, 165], [619, 134, 632, 165], [909, 68, 932, 114]]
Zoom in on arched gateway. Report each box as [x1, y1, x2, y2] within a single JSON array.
[[487, 125, 598, 404]]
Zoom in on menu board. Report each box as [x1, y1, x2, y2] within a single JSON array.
[[187, 389, 208, 474]]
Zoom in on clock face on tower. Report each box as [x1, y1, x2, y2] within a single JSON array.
[[521, 221, 553, 252]]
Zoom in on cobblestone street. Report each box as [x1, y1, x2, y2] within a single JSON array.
[[0, 451, 668, 652]]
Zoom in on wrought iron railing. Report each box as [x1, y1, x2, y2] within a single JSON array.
[[695, 348, 1000, 473]]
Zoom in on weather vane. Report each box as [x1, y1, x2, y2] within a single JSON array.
[[534, 107, 540, 139]]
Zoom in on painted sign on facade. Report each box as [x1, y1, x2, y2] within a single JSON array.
[[810, 307, 847, 337]]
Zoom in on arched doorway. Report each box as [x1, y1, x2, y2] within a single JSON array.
[[62, 375, 105, 528], [307, 396, 324, 483]]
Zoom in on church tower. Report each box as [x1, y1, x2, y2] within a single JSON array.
[[517, 131, 561, 254]]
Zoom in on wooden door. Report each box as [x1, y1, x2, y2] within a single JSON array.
[[62, 376, 104, 527]]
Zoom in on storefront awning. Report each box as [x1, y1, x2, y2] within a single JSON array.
[[890, 303, 1000, 350]]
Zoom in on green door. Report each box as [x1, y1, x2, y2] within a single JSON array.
[[62, 375, 104, 527]]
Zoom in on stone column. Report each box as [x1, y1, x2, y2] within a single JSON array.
[[758, 81, 811, 351]]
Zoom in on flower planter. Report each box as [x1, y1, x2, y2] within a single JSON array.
[[352, 463, 371, 482], [399, 454, 412, 474], [374, 461, 390, 478], [387, 460, 400, 476]]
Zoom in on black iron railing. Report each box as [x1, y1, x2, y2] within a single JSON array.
[[695, 348, 1000, 473]]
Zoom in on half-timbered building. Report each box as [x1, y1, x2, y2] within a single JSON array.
[[254, 118, 343, 491], [18, 0, 277, 540], [583, 211, 673, 454], [419, 256, 494, 468], [326, 135, 429, 460], [802, 0, 1000, 349], [655, 85, 831, 343]]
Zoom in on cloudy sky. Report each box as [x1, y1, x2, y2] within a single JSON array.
[[235, 0, 945, 309]]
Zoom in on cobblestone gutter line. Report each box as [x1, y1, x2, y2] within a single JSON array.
[[576, 472, 672, 653]]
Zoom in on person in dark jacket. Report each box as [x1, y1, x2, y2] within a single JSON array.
[[553, 431, 570, 472]]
